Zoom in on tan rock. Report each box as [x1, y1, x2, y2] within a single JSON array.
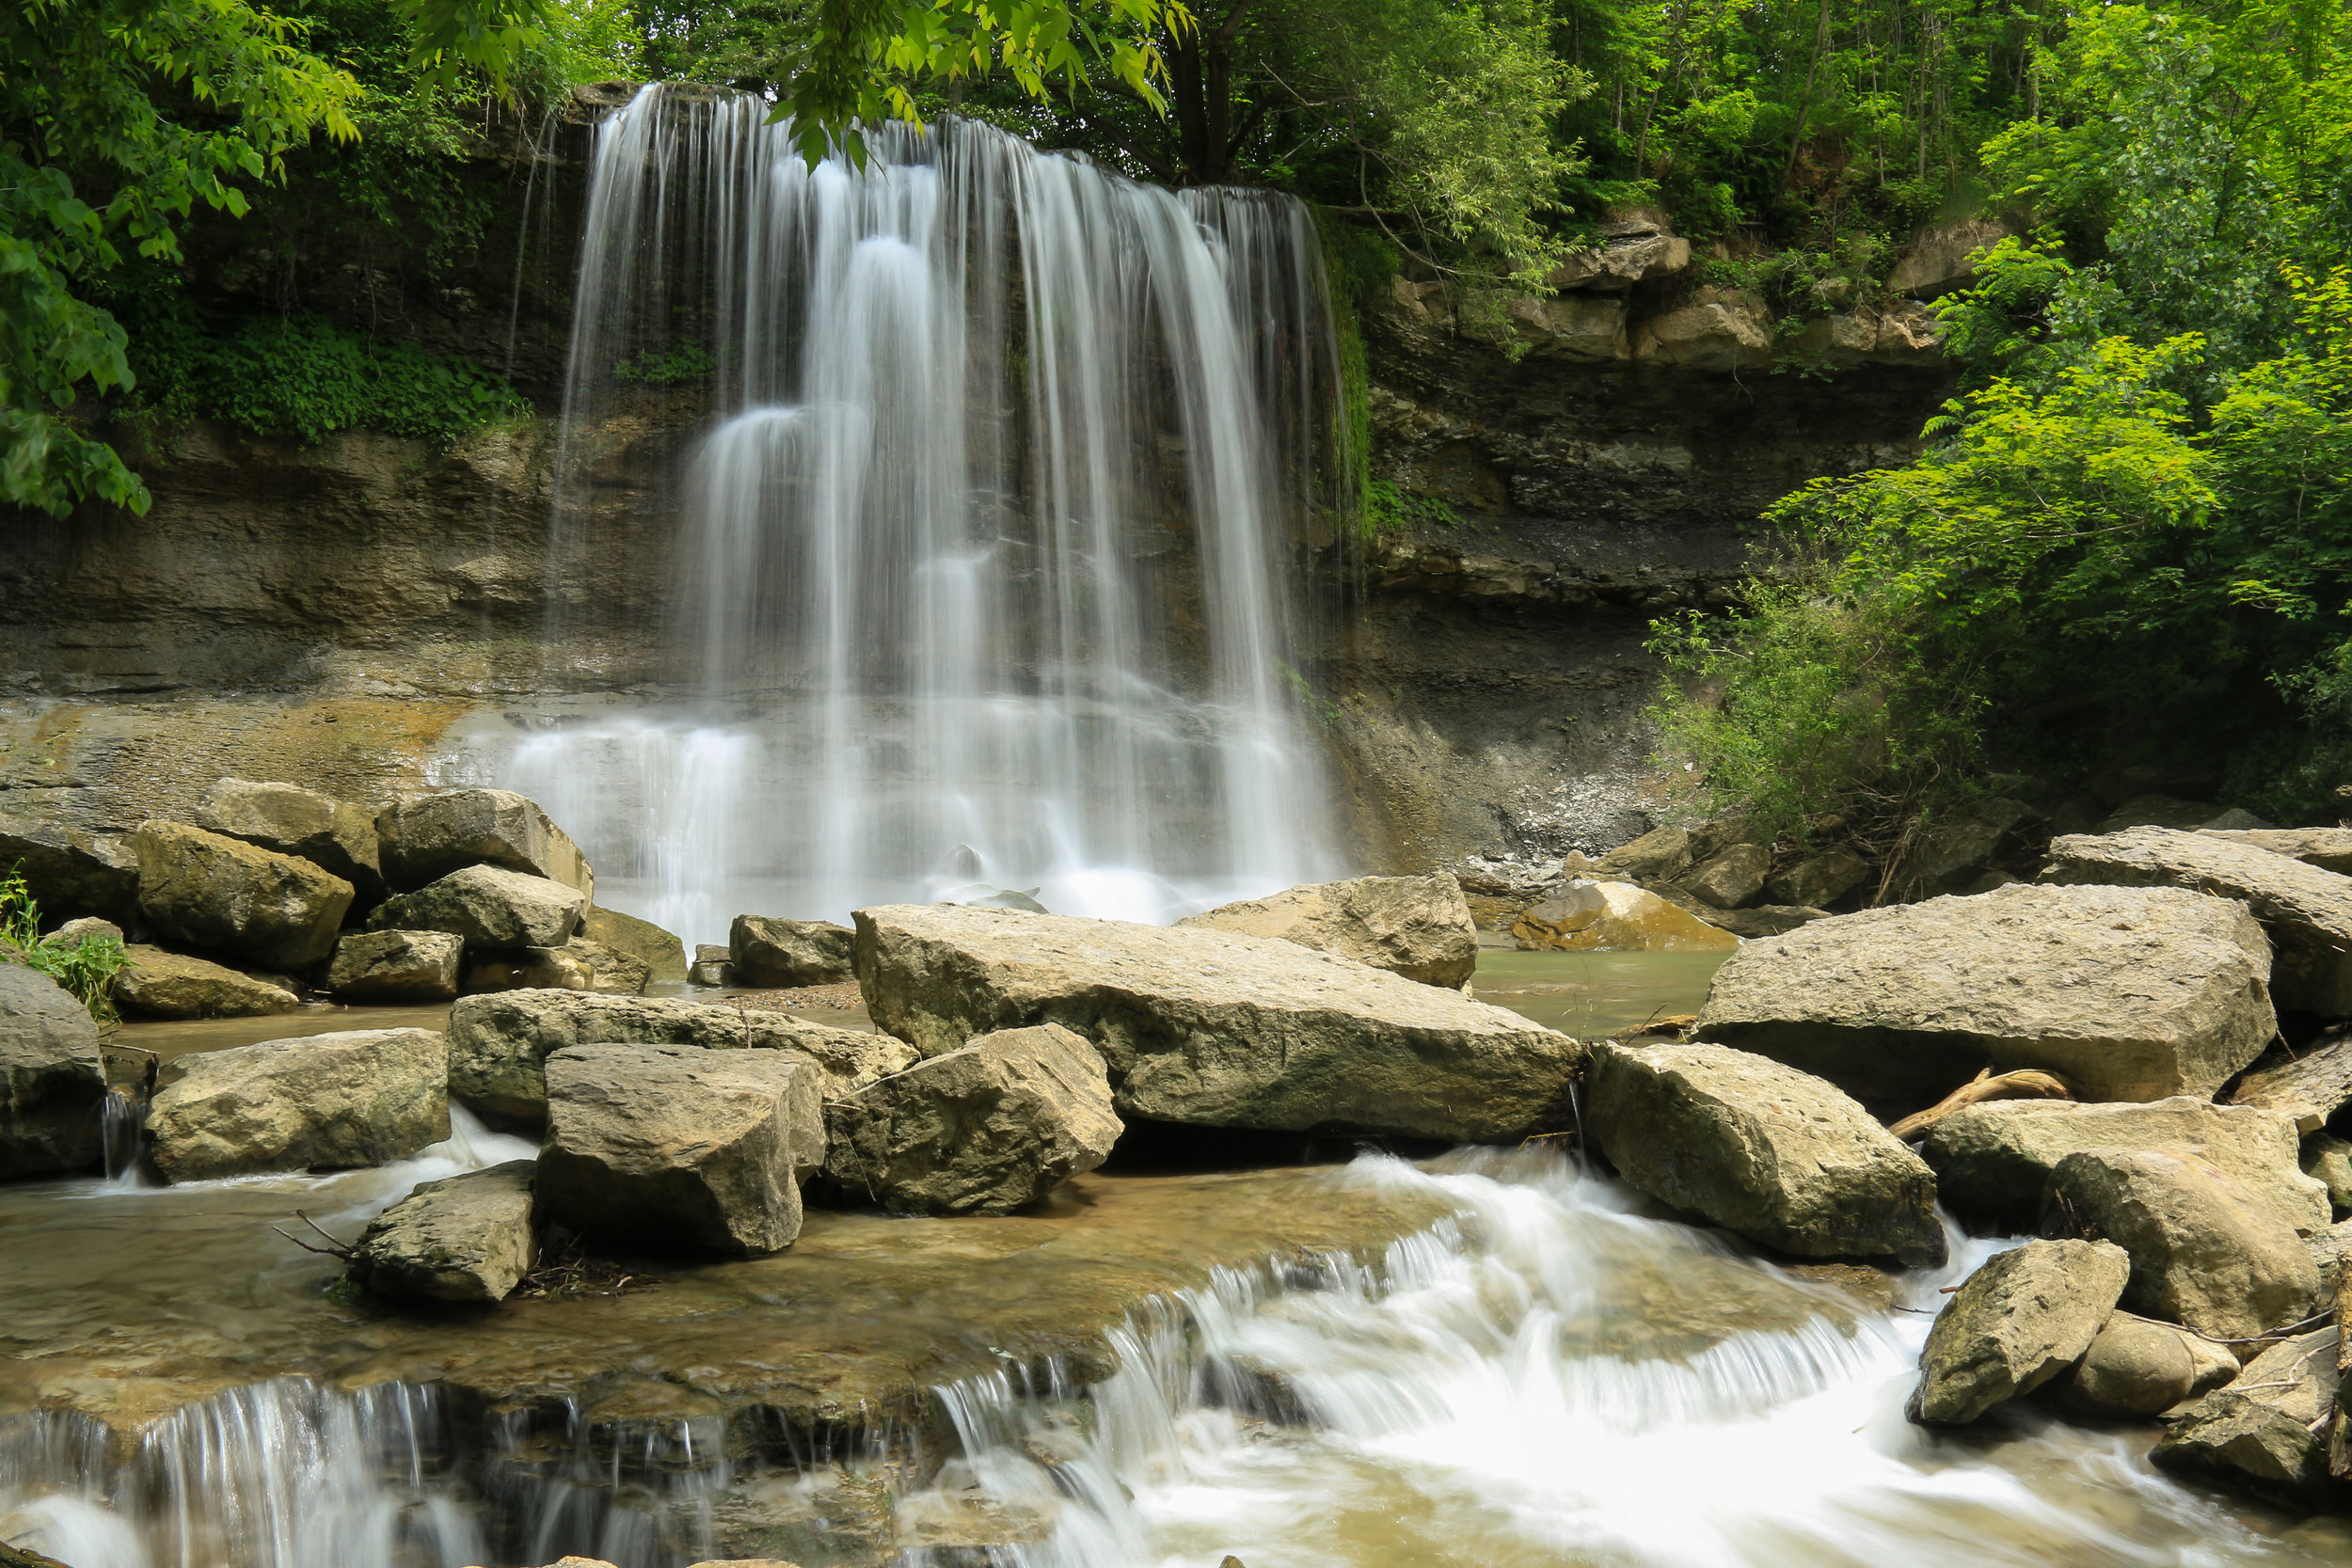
[[1179, 874, 1478, 989], [114, 944, 299, 1019], [1547, 232, 1691, 292], [1633, 291, 1773, 371], [2303, 1132, 2352, 1217], [2050, 1309, 2240, 1417], [1889, 217, 2011, 298], [2152, 1326, 2346, 1506], [1676, 844, 1769, 909], [368, 864, 585, 951], [1763, 847, 1871, 909], [583, 905, 688, 984], [2201, 827, 2352, 876], [354, 1159, 536, 1303], [131, 819, 354, 970], [1512, 880, 1740, 953], [2231, 1036, 2352, 1133], [0, 814, 140, 926], [0, 963, 106, 1179], [1503, 293, 1629, 360], [196, 777, 386, 902], [731, 914, 856, 988], [326, 928, 463, 1003], [147, 1027, 450, 1182], [1593, 825, 1693, 881], [1908, 1239, 2129, 1424], [465, 937, 649, 996], [376, 787, 594, 899]]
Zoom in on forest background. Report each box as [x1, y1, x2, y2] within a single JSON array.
[[7, 0, 2351, 848]]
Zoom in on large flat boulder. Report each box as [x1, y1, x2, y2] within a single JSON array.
[[585, 906, 688, 985], [377, 788, 594, 899], [2045, 1148, 2324, 1340], [853, 904, 1582, 1142], [1907, 1239, 2129, 1425], [1510, 880, 1740, 953], [2044, 827, 2352, 1014], [130, 819, 354, 970], [2051, 1309, 2241, 1417], [1694, 882, 2275, 1118], [2201, 826, 2352, 877], [446, 990, 914, 1123], [1584, 1041, 1946, 1266], [327, 929, 463, 1003], [2230, 1036, 2352, 1134], [353, 1159, 537, 1303], [2152, 1326, 2347, 1507], [537, 1043, 820, 1256], [731, 914, 856, 988], [1920, 1098, 2330, 1235], [196, 778, 387, 904], [1176, 875, 1479, 989], [0, 816, 139, 926], [114, 944, 299, 1019], [0, 963, 106, 1179], [367, 864, 585, 951], [824, 1024, 1121, 1214], [147, 1027, 450, 1182]]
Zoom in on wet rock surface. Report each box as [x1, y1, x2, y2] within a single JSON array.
[[1176, 874, 1480, 989], [377, 787, 595, 899], [146, 1026, 452, 1181], [367, 863, 587, 952], [0, 964, 106, 1179], [354, 1159, 537, 1303], [327, 928, 464, 1003], [131, 818, 355, 970], [731, 915, 856, 988], [114, 943, 299, 1018], [1908, 1239, 2129, 1425]]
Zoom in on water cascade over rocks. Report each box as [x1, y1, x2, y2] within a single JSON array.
[[468, 85, 1345, 939]]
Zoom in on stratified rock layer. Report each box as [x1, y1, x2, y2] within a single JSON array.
[[1177, 875, 1479, 989]]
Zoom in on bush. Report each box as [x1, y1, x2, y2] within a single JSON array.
[[0, 867, 125, 1025]]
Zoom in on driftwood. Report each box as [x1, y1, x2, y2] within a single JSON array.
[[1887, 1068, 2074, 1142]]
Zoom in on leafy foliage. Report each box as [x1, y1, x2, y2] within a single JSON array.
[[0, 867, 126, 1024]]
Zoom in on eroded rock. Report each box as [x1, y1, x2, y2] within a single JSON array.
[[327, 929, 463, 1003], [1763, 847, 1871, 910], [731, 915, 857, 989], [131, 819, 354, 970], [2201, 827, 2352, 876], [376, 788, 594, 898], [1907, 1239, 2129, 1425], [2303, 1133, 2352, 1217], [197, 777, 387, 903], [1593, 826, 1692, 882], [368, 864, 585, 951], [115, 944, 299, 1019], [1177, 874, 1478, 989], [354, 1159, 536, 1303], [1676, 844, 1769, 910], [0, 962, 106, 1179], [147, 1027, 451, 1182]]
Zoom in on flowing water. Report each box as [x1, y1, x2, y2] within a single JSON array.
[[448, 86, 1345, 944]]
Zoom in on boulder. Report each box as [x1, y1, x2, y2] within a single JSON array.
[[2152, 1326, 2346, 1507], [583, 906, 689, 985], [114, 944, 299, 1019], [42, 916, 122, 950], [1694, 883, 2275, 1118], [823, 1023, 1122, 1214], [0, 816, 140, 926], [2201, 827, 2352, 877], [730, 914, 857, 989], [2312, 1219, 2352, 1294], [691, 944, 736, 986], [2044, 1149, 2324, 1340], [130, 819, 354, 970], [327, 929, 463, 1004], [1919, 1098, 2330, 1235], [0, 962, 106, 1179], [2043, 826, 2352, 1014], [367, 865, 585, 952], [352, 1159, 536, 1303], [376, 787, 594, 899], [1511, 880, 1740, 954], [2304, 1133, 2352, 1217], [196, 778, 386, 903], [1906, 1239, 2130, 1425], [853, 904, 1584, 1143], [1176, 875, 1479, 989], [1584, 1042, 1946, 1267], [2051, 1310, 2244, 1418], [2230, 1036, 2352, 1134], [445, 989, 914, 1123], [465, 939, 649, 996], [1675, 844, 1770, 910], [1763, 847, 1872, 910], [1632, 289, 1772, 370], [1888, 216, 2011, 299], [1546, 232, 1692, 293], [537, 1043, 820, 1256], [146, 1027, 451, 1182], [1593, 826, 1692, 882]]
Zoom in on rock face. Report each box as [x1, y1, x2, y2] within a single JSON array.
[[196, 777, 387, 902], [1694, 883, 2275, 1117], [853, 904, 1583, 1143], [1907, 1239, 2130, 1425], [326, 929, 463, 1003], [376, 787, 594, 899], [2230, 1037, 2352, 1134], [1176, 874, 1479, 989], [130, 819, 355, 970], [2153, 1326, 2345, 1505], [2054, 1310, 2241, 1417], [0, 815, 141, 926], [583, 906, 689, 985], [353, 1159, 537, 1303], [465, 939, 649, 996], [537, 1044, 819, 1256], [1584, 1042, 1946, 1266], [1510, 880, 1740, 953], [2044, 1149, 2323, 1340], [1919, 1098, 2330, 1235], [367, 864, 585, 951], [2201, 827, 2352, 876], [0, 963, 106, 1179], [731, 915, 857, 988], [824, 1024, 1122, 1214], [146, 1027, 451, 1182], [446, 989, 914, 1123], [2043, 827, 2352, 1015], [114, 944, 299, 1019]]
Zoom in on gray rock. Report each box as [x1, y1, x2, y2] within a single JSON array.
[[1675, 844, 1769, 910], [2044, 1149, 2324, 1340], [465, 938, 649, 996], [147, 1027, 451, 1182], [824, 1023, 1122, 1214], [327, 929, 464, 1003], [130, 819, 355, 970], [731, 914, 857, 988], [0, 815, 140, 926], [584, 906, 689, 985], [2201, 827, 2352, 877], [2044, 826, 2352, 1014], [367, 864, 585, 951], [1920, 1098, 2330, 1235], [1175, 874, 1479, 989], [854, 903, 1583, 1143], [537, 1043, 819, 1256], [376, 787, 594, 900], [2152, 1326, 2347, 1507], [0, 962, 106, 1179], [1763, 847, 1872, 910], [1907, 1239, 2129, 1424], [353, 1160, 536, 1303], [2050, 1309, 2241, 1418], [1584, 1041, 1946, 1267], [2303, 1132, 2352, 1217], [2231, 1036, 2352, 1134], [446, 989, 914, 1123], [114, 944, 299, 1019], [196, 777, 387, 903], [1592, 825, 1692, 882], [1695, 883, 2276, 1118]]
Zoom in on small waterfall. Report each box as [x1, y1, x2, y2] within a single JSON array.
[[469, 86, 1346, 942]]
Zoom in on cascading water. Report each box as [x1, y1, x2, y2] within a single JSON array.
[[456, 86, 1346, 942]]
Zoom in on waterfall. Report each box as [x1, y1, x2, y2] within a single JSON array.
[[469, 85, 1347, 942]]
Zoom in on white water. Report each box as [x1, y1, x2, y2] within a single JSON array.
[[454, 87, 1346, 943]]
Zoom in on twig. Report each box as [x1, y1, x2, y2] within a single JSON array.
[[274, 1210, 358, 1260]]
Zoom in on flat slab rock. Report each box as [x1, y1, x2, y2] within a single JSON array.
[[355, 1160, 537, 1303], [376, 787, 594, 900], [114, 944, 298, 1020], [368, 864, 586, 952], [853, 902, 1582, 1142], [2199, 826, 2352, 876], [1694, 882, 2276, 1118], [1176, 874, 1480, 989]]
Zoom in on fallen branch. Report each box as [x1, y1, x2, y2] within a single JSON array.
[[1888, 1068, 2074, 1142], [272, 1210, 358, 1261]]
